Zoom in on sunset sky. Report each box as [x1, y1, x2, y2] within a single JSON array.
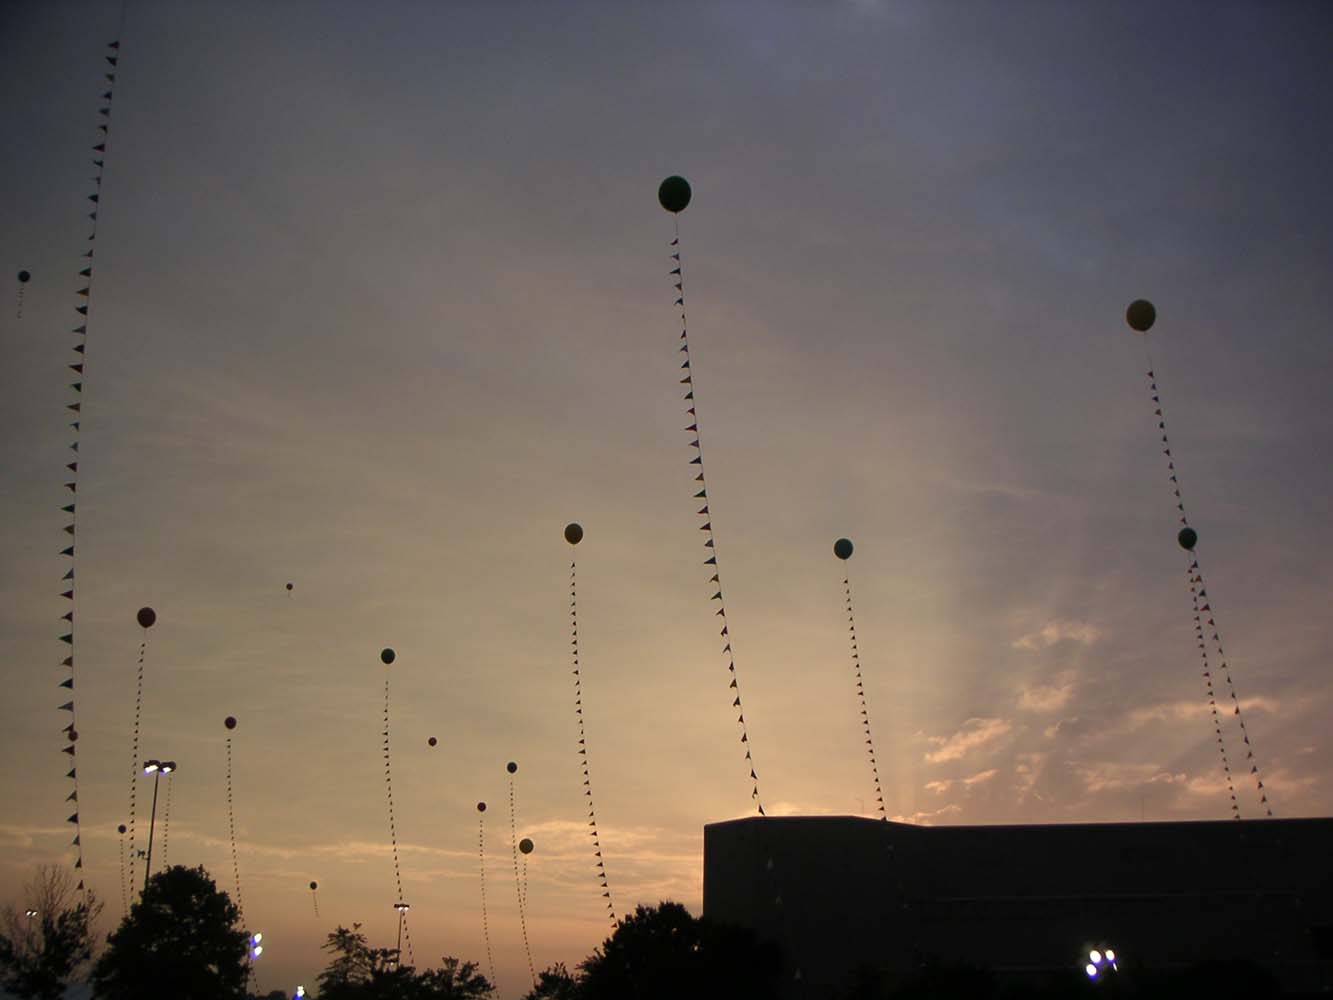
[[3, 1, 1332, 995]]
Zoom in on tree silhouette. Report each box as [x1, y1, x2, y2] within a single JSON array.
[[523, 962, 581, 999], [91, 865, 248, 1000], [0, 865, 102, 1000], [317, 926, 493, 999], [578, 901, 782, 1000]]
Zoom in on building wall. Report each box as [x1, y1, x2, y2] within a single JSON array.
[[702, 815, 1333, 997]]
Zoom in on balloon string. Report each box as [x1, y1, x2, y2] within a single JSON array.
[[311, 887, 319, 918], [1144, 362, 1272, 817], [117, 825, 128, 917], [843, 576, 887, 819], [1187, 556, 1273, 816], [671, 225, 765, 816], [226, 735, 246, 929], [125, 638, 145, 893], [509, 774, 536, 986], [382, 676, 413, 965], [478, 815, 497, 990], [570, 558, 617, 924], [1188, 573, 1240, 818], [159, 772, 173, 870]]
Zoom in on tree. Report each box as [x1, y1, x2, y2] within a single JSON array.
[[91, 864, 249, 1000], [0, 864, 102, 1000], [523, 963, 581, 1000], [415, 955, 493, 998], [579, 901, 782, 1000]]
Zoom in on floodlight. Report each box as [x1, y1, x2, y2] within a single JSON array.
[[1090, 950, 1102, 965], [1086, 964, 1098, 978]]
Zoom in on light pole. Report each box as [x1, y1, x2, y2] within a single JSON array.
[[142, 759, 176, 891], [393, 902, 410, 968]]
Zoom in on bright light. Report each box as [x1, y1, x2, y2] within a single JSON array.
[[295, 988, 306, 999], [24, 909, 37, 919], [1105, 949, 1116, 962], [1090, 950, 1102, 965], [160, 761, 176, 774], [394, 902, 410, 913], [253, 945, 263, 957], [253, 933, 263, 944], [143, 760, 160, 774], [1086, 964, 1098, 978]]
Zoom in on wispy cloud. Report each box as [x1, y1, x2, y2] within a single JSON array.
[[925, 718, 1012, 764], [924, 768, 999, 795], [1018, 671, 1076, 713], [1013, 620, 1103, 651], [1123, 696, 1279, 732]]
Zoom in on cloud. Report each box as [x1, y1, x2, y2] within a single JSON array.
[[1123, 696, 1278, 732], [1018, 671, 1076, 713], [924, 768, 999, 796], [890, 805, 962, 826], [1013, 620, 1103, 651], [925, 717, 1012, 764], [1075, 761, 1185, 794]]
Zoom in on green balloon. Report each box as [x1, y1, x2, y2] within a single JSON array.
[[658, 176, 691, 214], [834, 538, 854, 561], [1178, 527, 1198, 551], [564, 522, 583, 545], [1126, 299, 1156, 333], [380, 648, 395, 665]]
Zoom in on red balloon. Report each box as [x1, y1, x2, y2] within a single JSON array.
[[224, 716, 237, 730]]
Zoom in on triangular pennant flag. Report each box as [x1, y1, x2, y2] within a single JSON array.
[[60, 678, 74, 688]]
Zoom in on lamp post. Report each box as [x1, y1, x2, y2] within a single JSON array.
[[142, 759, 176, 891], [393, 902, 410, 968]]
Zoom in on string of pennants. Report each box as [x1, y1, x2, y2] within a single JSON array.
[[1188, 575, 1240, 817], [507, 766, 536, 987], [669, 219, 765, 816], [1146, 368, 1272, 817], [59, 35, 122, 898], [124, 633, 147, 905], [159, 771, 174, 869], [380, 671, 414, 966], [842, 572, 887, 819], [224, 722, 247, 931], [568, 557, 617, 923], [477, 806, 498, 990]]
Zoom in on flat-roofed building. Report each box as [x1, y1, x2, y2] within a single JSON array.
[[703, 815, 1333, 996]]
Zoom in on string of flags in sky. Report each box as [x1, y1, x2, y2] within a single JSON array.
[[1188, 575, 1240, 818], [59, 34, 123, 898], [223, 716, 248, 929], [564, 523, 617, 925], [476, 803, 498, 991], [835, 539, 887, 820], [124, 609, 154, 903], [507, 762, 536, 988], [378, 649, 414, 967], [660, 175, 765, 817], [1127, 299, 1271, 818]]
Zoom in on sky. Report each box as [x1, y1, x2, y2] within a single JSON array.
[[2, 0, 1333, 995]]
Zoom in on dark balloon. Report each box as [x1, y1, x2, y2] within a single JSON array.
[[380, 648, 395, 665], [1126, 299, 1156, 333], [506, 761, 518, 774], [118, 824, 127, 834], [309, 881, 318, 891], [658, 175, 691, 214], [285, 582, 293, 591], [136, 606, 156, 629], [17, 270, 30, 283], [477, 801, 487, 813], [834, 538, 854, 561], [1178, 527, 1198, 551], [519, 838, 534, 855], [224, 716, 237, 730], [564, 522, 583, 545], [427, 736, 438, 747]]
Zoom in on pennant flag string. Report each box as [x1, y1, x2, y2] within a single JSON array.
[[124, 612, 154, 895], [564, 525, 618, 925], [223, 718, 246, 932], [835, 539, 887, 819], [378, 649, 414, 968], [116, 821, 129, 917], [1189, 572, 1240, 819], [1126, 300, 1272, 819], [507, 762, 536, 988], [158, 771, 174, 870], [660, 178, 765, 817], [310, 881, 320, 919], [477, 804, 497, 993]]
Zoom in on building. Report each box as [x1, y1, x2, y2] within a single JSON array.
[[703, 814, 1333, 996]]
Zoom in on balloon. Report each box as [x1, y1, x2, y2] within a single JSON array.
[[1126, 299, 1156, 333], [834, 538, 854, 561], [506, 761, 518, 774], [658, 175, 691, 214], [285, 582, 293, 591], [380, 648, 395, 665], [519, 838, 534, 855], [136, 607, 156, 629], [1178, 527, 1198, 551], [224, 716, 237, 730], [309, 881, 318, 891], [564, 522, 583, 546], [17, 270, 30, 283], [427, 736, 438, 747], [477, 801, 487, 813], [117, 824, 127, 834]]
